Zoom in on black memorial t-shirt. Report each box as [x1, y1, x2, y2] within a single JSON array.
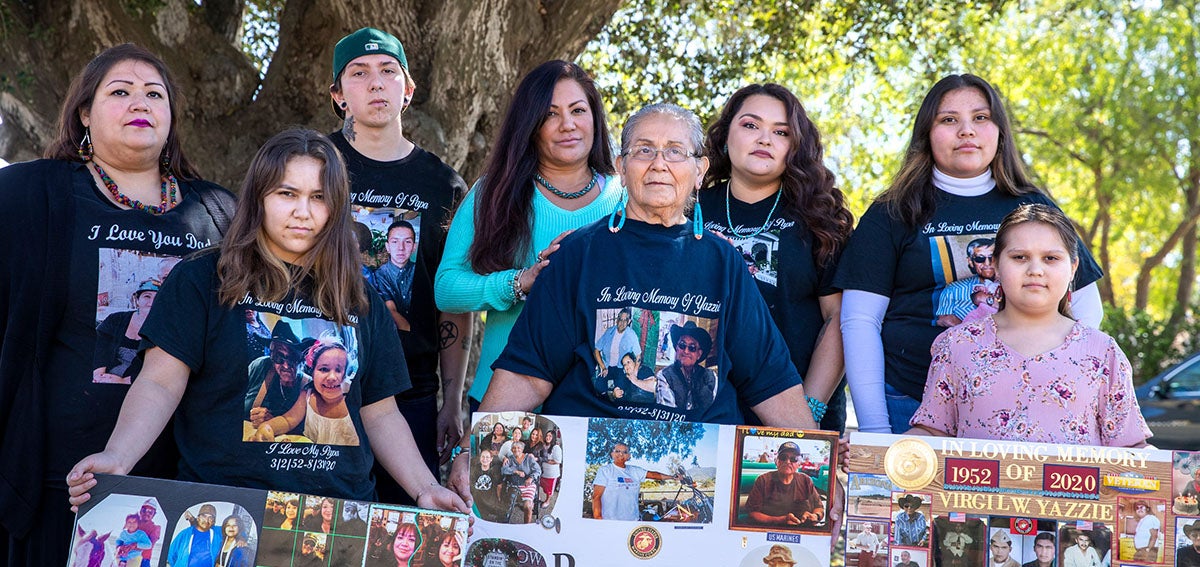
[[833, 189, 1103, 399], [141, 253, 409, 499], [44, 163, 230, 478], [698, 183, 839, 377], [494, 218, 801, 424], [332, 132, 467, 399]]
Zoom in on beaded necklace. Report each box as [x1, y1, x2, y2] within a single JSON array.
[[725, 182, 782, 238], [91, 161, 178, 214], [535, 168, 598, 199]]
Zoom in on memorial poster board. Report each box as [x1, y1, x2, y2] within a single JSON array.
[[68, 474, 468, 567], [465, 412, 838, 566], [845, 432, 1200, 567]]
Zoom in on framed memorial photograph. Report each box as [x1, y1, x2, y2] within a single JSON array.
[[729, 426, 839, 533]]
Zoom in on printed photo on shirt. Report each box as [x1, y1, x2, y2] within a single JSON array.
[[1116, 496, 1166, 563], [932, 515, 986, 567], [593, 308, 720, 414], [353, 206, 422, 330], [469, 412, 564, 524], [1175, 516, 1200, 567], [986, 520, 1023, 567], [582, 416, 719, 524], [93, 249, 181, 384], [739, 543, 823, 567], [848, 519, 890, 567], [890, 492, 931, 548], [729, 229, 781, 287], [363, 504, 469, 567], [68, 494, 167, 567], [1057, 522, 1112, 567], [729, 426, 838, 534], [1173, 451, 1200, 515], [293, 531, 327, 566], [847, 473, 899, 518], [166, 501, 257, 567], [891, 547, 929, 567], [930, 233, 1000, 328], [241, 313, 362, 446]]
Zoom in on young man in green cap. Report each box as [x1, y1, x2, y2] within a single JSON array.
[[329, 27, 472, 505]]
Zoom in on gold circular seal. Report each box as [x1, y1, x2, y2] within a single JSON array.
[[884, 437, 938, 491]]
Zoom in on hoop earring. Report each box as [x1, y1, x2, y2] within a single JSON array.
[[78, 128, 94, 162], [692, 200, 703, 239], [608, 195, 627, 233]]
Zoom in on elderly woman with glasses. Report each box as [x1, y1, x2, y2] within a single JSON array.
[[460, 103, 819, 431]]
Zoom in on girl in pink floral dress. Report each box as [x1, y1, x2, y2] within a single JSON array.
[[909, 204, 1150, 446]]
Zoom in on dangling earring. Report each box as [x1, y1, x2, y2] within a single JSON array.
[[608, 194, 627, 233], [994, 284, 1004, 308], [78, 128, 94, 162], [692, 198, 704, 239], [160, 147, 171, 171]]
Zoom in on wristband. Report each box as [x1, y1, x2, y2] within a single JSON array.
[[511, 268, 528, 302], [806, 395, 828, 423]]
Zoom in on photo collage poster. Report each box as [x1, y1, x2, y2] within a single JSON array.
[[846, 432, 1195, 567], [467, 412, 839, 566], [68, 474, 467, 567]]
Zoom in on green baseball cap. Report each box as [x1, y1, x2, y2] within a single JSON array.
[[332, 27, 408, 83]]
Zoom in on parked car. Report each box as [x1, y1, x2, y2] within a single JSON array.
[[1136, 351, 1200, 450]]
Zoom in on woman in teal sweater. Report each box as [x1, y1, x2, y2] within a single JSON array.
[[435, 60, 623, 409]]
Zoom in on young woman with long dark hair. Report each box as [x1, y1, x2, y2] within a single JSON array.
[[66, 129, 467, 513], [435, 60, 623, 410], [834, 75, 1103, 433], [699, 83, 854, 431]]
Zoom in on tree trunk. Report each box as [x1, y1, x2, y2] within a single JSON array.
[[0, 0, 622, 188]]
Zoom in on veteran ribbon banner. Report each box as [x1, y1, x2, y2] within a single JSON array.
[[69, 474, 469, 567], [845, 432, 1200, 567], [465, 412, 839, 566]]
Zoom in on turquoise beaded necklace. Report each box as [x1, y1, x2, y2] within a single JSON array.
[[725, 182, 782, 239], [535, 168, 598, 199]]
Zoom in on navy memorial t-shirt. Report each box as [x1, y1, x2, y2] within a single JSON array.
[[140, 252, 410, 499], [493, 218, 802, 424]]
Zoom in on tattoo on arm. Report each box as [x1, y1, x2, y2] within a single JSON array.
[[814, 315, 832, 345], [342, 115, 356, 142], [439, 320, 460, 351]]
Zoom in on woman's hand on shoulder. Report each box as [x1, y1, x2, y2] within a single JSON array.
[[520, 230, 573, 293], [67, 451, 129, 511]]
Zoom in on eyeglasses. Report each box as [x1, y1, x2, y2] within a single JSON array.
[[971, 255, 994, 264], [675, 341, 702, 353], [623, 145, 696, 163], [198, 513, 215, 520], [270, 350, 296, 364], [778, 455, 800, 463]]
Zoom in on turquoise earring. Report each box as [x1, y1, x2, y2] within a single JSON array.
[[692, 198, 703, 239], [608, 194, 627, 233]]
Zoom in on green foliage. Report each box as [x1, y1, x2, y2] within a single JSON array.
[[585, 418, 709, 463], [241, 0, 284, 82], [1102, 305, 1200, 383]]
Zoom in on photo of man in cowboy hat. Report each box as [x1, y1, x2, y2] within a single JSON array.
[[893, 494, 929, 547], [1177, 519, 1200, 567], [656, 320, 718, 412]]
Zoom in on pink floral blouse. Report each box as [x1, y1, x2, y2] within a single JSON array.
[[911, 316, 1151, 446]]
